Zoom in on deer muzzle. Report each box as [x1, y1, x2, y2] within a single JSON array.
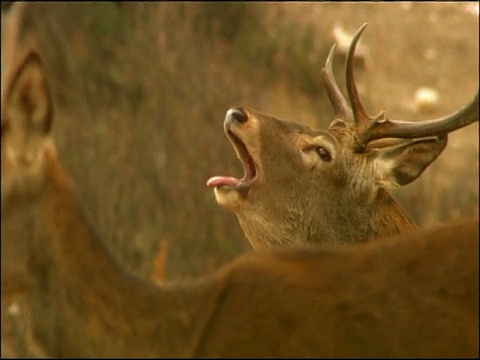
[[206, 108, 258, 190]]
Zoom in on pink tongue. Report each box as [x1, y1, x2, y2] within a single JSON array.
[[206, 176, 241, 187]]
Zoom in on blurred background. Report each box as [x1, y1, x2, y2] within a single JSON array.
[[2, 2, 478, 356]]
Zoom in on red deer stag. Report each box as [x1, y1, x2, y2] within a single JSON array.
[[207, 24, 479, 250], [1, 25, 478, 357]]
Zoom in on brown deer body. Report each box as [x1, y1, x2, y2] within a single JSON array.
[[2, 20, 479, 357], [207, 24, 479, 250]]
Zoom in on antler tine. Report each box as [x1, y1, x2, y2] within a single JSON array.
[[345, 23, 370, 132], [321, 44, 353, 122], [346, 23, 478, 151], [358, 92, 479, 146]]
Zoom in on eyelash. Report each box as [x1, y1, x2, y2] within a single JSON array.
[[316, 146, 332, 162]]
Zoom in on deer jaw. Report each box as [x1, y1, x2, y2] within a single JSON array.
[[207, 108, 260, 209]]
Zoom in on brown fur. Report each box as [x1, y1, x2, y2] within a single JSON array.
[[2, 12, 478, 358]]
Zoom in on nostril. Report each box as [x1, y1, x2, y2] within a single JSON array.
[[226, 108, 248, 124]]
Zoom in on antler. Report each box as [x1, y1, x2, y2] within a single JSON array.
[[341, 23, 479, 152], [345, 23, 370, 135], [356, 93, 479, 147], [321, 44, 353, 122]]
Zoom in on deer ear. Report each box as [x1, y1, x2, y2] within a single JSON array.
[[5, 52, 52, 136], [374, 136, 447, 187]]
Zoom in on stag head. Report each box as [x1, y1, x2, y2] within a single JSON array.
[[207, 23, 479, 250]]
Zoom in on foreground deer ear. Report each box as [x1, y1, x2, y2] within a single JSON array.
[[5, 52, 52, 136], [374, 136, 447, 187]]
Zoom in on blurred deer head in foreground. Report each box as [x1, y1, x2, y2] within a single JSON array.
[[207, 24, 479, 250]]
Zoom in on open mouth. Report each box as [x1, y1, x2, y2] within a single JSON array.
[[206, 130, 258, 189]]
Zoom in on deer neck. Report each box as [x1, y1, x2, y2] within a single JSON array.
[[236, 188, 417, 249], [305, 188, 418, 245], [22, 154, 222, 356], [365, 188, 417, 240]]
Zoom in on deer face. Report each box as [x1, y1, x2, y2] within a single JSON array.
[[208, 108, 365, 249], [207, 106, 435, 250], [207, 24, 478, 250]]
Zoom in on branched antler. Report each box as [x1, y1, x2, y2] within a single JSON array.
[[322, 23, 479, 153], [356, 93, 478, 148]]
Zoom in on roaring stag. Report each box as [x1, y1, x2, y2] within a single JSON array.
[[207, 24, 479, 250]]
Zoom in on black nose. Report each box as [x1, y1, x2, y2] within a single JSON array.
[[226, 108, 248, 124]]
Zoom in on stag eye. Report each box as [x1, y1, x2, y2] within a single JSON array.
[[316, 146, 332, 162]]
